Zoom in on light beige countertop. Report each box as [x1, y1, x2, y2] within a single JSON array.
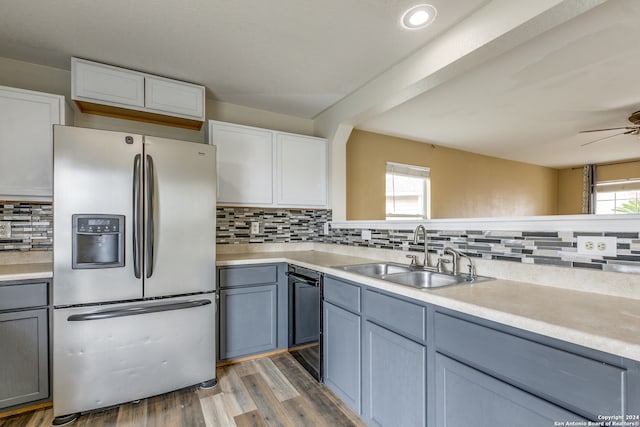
[[218, 250, 640, 362], [0, 263, 52, 281]]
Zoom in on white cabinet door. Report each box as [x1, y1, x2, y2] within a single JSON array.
[[209, 122, 274, 205], [0, 86, 65, 199], [276, 133, 327, 207], [145, 76, 205, 120], [72, 58, 144, 108]]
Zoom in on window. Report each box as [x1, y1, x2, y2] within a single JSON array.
[[385, 162, 430, 220], [595, 179, 640, 214]]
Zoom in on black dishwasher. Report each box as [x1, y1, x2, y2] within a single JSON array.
[[287, 264, 323, 381]]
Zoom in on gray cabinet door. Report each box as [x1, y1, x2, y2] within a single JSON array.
[[363, 321, 426, 427], [219, 284, 277, 360], [0, 308, 49, 409], [435, 353, 588, 427], [323, 302, 361, 414]]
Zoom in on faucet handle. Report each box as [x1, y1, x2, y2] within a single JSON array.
[[406, 254, 418, 266], [467, 263, 477, 280], [436, 257, 451, 273]]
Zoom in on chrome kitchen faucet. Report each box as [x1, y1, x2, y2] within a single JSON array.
[[412, 224, 432, 269]]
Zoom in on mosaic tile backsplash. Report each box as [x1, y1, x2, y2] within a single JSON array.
[[325, 227, 640, 274], [216, 207, 331, 244], [2, 201, 638, 275], [0, 202, 52, 251]]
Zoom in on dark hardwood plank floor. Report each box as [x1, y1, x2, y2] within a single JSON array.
[[0, 352, 365, 427]]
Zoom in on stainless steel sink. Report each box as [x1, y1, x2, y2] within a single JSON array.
[[334, 262, 493, 289], [334, 262, 413, 277], [380, 270, 493, 289]]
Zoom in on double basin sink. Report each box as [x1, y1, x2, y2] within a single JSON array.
[[333, 262, 493, 289]]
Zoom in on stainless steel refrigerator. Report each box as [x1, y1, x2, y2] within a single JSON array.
[[52, 125, 216, 424]]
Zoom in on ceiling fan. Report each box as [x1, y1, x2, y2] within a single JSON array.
[[580, 110, 640, 146]]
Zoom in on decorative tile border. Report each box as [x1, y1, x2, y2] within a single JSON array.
[[0, 204, 332, 251], [0, 202, 52, 251], [3, 201, 638, 275], [216, 207, 331, 244], [325, 227, 640, 274]]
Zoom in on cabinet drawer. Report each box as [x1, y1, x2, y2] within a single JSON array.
[[324, 276, 360, 313], [434, 312, 624, 419], [0, 282, 48, 311], [218, 265, 278, 288], [364, 289, 426, 342]]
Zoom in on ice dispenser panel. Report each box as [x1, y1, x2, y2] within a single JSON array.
[[72, 214, 124, 269]]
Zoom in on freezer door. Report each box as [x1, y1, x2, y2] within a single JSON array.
[[143, 137, 216, 297], [53, 126, 143, 306], [53, 294, 216, 417]]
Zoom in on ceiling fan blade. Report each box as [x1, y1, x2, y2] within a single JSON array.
[[581, 129, 636, 146], [579, 126, 638, 133]]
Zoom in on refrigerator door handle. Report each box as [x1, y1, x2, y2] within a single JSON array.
[[145, 154, 155, 278], [133, 154, 142, 279], [67, 299, 212, 321]]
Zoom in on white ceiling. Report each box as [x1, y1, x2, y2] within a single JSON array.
[[0, 0, 488, 118], [357, 0, 640, 168], [1, 0, 636, 169]]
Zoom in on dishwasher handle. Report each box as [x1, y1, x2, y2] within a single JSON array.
[[67, 299, 211, 321], [286, 271, 320, 286]]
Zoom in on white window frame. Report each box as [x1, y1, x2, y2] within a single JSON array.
[[595, 178, 640, 215], [385, 162, 430, 220]]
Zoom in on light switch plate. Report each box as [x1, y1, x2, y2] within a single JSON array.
[[0, 221, 10, 238], [576, 235, 617, 257], [361, 229, 372, 241]]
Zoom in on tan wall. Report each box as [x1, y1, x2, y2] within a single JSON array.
[[0, 56, 314, 142], [557, 167, 583, 215], [347, 130, 559, 219]]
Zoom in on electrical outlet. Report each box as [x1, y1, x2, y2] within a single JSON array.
[[323, 222, 330, 235], [576, 235, 617, 257], [250, 222, 260, 234], [361, 229, 372, 241], [0, 221, 10, 238]]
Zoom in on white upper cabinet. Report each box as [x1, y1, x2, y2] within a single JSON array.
[[209, 120, 329, 208], [72, 59, 144, 108], [0, 86, 66, 200], [71, 58, 205, 129], [145, 76, 204, 119], [210, 121, 274, 205], [277, 133, 328, 207]]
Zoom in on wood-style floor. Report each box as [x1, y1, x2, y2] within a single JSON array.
[[0, 352, 364, 427]]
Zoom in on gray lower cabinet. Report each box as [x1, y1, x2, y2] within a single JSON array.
[[323, 301, 361, 414], [0, 304, 49, 410], [219, 284, 277, 360], [362, 321, 426, 427], [434, 311, 634, 421], [217, 263, 287, 362], [435, 354, 587, 426], [321, 275, 640, 427]]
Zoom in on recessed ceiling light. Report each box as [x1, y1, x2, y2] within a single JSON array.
[[401, 4, 437, 30]]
